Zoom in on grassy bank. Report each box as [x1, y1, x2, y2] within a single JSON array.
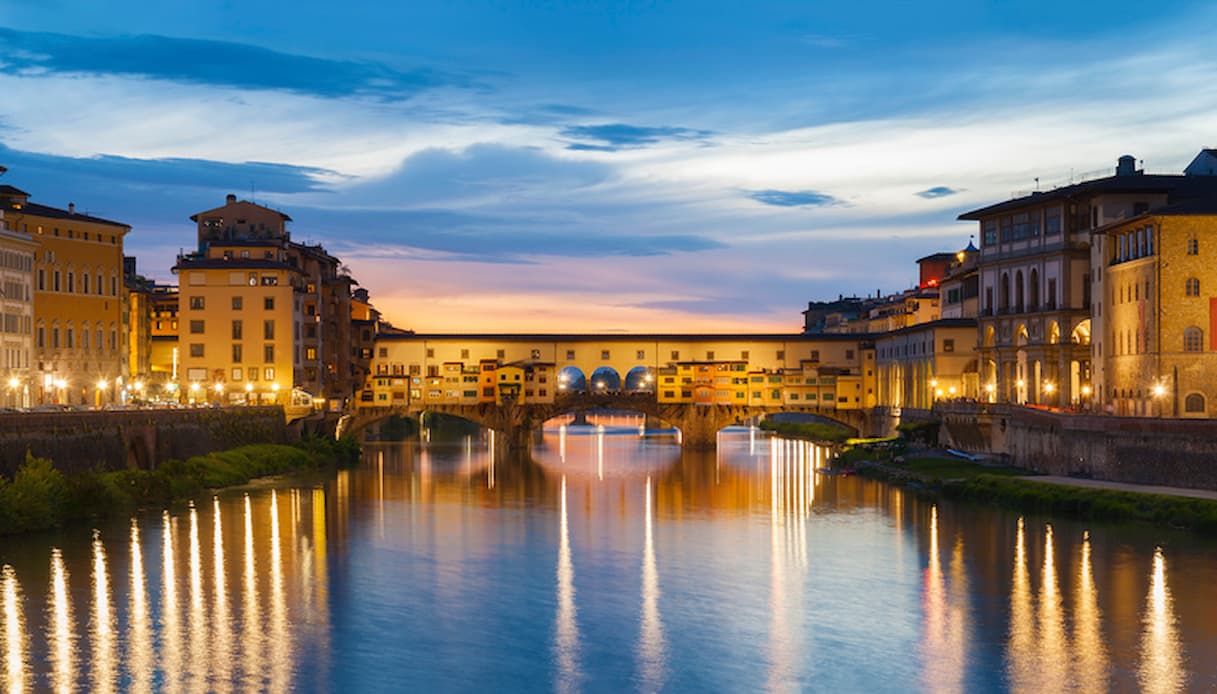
[[0, 435, 361, 536], [847, 449, 1217, 533], [758, 420, 853, 444]]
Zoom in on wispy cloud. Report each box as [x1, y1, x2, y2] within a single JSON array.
[[915, 185, 959, 199], [0, 27, 471, 100], [746, 189, 841, 208], [560, 123, 713, 151]]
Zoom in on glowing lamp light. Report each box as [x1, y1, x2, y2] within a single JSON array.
[[190, 382, 200, 393], [214, 383, 224, 393], [948, 386, 957, 395], [1153, 384, 1166, 397], [1016, 379, 1025, 389], [133, 380, 144, 391], [1081, 385, 1092, 396], [1043, 382, 1055, 394], [55, 379, 67, 389], [97, 379, 108, 390], [7, 377, 18, 389], [245, 383, 254, 392], [985, 383, 996, 393], [271, 383, 280, 392], [930, 379, 939, 388], [934, 388, 944, 398]]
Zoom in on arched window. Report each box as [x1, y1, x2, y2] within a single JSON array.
[[1183, 326, 1204, 352], [1186, 277, 1200, 296], [1185, 393, 1206, 413], [1029, 268, 1040, 310], [1015, 270, 1025, 313], [1000, 273, 1010, 311]]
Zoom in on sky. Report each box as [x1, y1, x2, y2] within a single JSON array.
[[1, 0, 1215, 333]]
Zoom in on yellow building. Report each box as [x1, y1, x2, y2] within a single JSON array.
[[1, 185, 130, 406], [874, 319, 979, 410], [1093, 203, 1217, 417], [0, 225, 37, 407]]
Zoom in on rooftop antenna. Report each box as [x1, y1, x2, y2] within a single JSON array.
[[250, 180, 256, 204], [1034, 177, 1039, 191]]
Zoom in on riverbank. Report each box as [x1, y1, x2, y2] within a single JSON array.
[[0, 435, 360, 536], [845, 447, 1217, 533]]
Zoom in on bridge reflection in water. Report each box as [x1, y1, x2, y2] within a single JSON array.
[[0, 428, 1213, 691]]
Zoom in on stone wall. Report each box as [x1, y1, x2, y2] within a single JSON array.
[[938, 403, 1217, 490], [0, 407, 289, 477]]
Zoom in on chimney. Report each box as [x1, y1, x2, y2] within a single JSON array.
[[68, 202, 75, 214], [226, 193, 237, 204], [1116, 155, 1137, 177]]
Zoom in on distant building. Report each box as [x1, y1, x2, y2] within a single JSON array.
[[1091, 197, 1217, 417], [174, 194, 360, 406], [0, 224, 37, 407], [959, 151, 1217, 407], [0, 185, 131, 405]]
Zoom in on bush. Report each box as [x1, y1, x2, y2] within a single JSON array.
[[759, 420, 852, 444], [896, 420, 941, 447], [0, 453, 70, 531]]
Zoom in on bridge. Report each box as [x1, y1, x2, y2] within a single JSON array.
[[346, 392, 877, 449]]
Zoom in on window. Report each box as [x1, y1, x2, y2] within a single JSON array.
[[670, 350, 680, 360], [1186, 278, 1200, 297], [1185, 393, 1206, 413], [264, 297, 274, 310], [232, 296, 243, 310], [264, 367, 275, 381], [943, 339, 955, 353], [532, 349, 543, 359], [1187, 238, 1199, 255], [231, 368, 243, 381], [601, 350, 610, 360], [51, 326, 59, 348], [66, 272, 74, 293], [232, 344, 242, 363], [426, 348, 435, 358], [264, 345, 275, 363], [190, 343, 204, 357], [37, 269, 44, 291], [263, 320, 276, 340], [189, 296, 205, 310], [566, 350, 576, 360], [306, 347, 317, 360], [53, 271, 60, 292], [497, 349, 505, 359], [260, 275, 278, 286], [65, 327, 74, 349], [810, 350, 820, 361], [189, 320, 205, 334], [982, 219, 998, 246], [636, 350, 645, 360], [232, 320, 243, 339], [845, 349, 855, 360], [82, 273, 89, 294], [1183, 326, 1203, 352], [776, 350, 785, 360]]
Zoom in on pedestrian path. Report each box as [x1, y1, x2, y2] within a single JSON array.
[[1026, 476, 1217, 502]]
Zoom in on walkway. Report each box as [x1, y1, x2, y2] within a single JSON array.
[[1025, 476, 1217, 502]]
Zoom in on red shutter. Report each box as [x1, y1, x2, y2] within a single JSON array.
[[1211, 298, 1217, 350]]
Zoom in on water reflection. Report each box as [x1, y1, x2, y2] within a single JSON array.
[[127, 519, 152, 694], [637, 476, 665, 691], [46, 548, 74, 694], [89, 531, 116, 694], [0, 429, 1215, 691], [1139, 548, 1185, 694], [2, 563, 25, 693], [552, 475, 580, 693]]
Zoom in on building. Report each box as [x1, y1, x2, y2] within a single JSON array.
[[939, 242, 980, 320], [173, 195, 361, 406], [1091, 198, 1217, 417], [0, 185, 131, 406], [959, 152, 1217, 408], [873, 319, 980, 410], [147, 284, 180, 398], [0, 224, 37, 407]]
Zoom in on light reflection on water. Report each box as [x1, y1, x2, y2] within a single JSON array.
[[0, 427, 1215, 691]]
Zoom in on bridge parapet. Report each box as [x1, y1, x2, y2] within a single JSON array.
[[348, 393, 874, 448]]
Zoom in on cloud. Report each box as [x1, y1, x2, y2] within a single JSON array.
[[0, 27, 470, 100], [560, 123, 714, 151], [746, 189, 842, 208], [0, 141, 336, 194], [915, 185, 959, 199]]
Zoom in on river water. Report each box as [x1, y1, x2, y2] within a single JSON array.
[[1, 424, 1216, 692]]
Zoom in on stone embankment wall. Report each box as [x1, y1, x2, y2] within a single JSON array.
[[937, 404, 1217, 491], [0, 407, 289, 477]]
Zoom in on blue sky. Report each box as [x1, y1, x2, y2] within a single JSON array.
[[1, 0, 1214, 331]]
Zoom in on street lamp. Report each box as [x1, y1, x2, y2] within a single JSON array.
[[245, 382, 254, 405]]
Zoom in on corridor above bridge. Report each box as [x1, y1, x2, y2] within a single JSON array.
[[359, 333, 877, 414]]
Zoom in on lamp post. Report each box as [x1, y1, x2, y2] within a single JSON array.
[[7, 376, 18, 408], [1152, 382, 1167, 418], [213, 382, 224, 406], [190, 381, 200, 405], [96, 379, 108, 409], [245, 382, 254, 406], [271, 382, 280, 404]]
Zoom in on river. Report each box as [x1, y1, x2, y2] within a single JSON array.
[[1, 423, 1215, 692]]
